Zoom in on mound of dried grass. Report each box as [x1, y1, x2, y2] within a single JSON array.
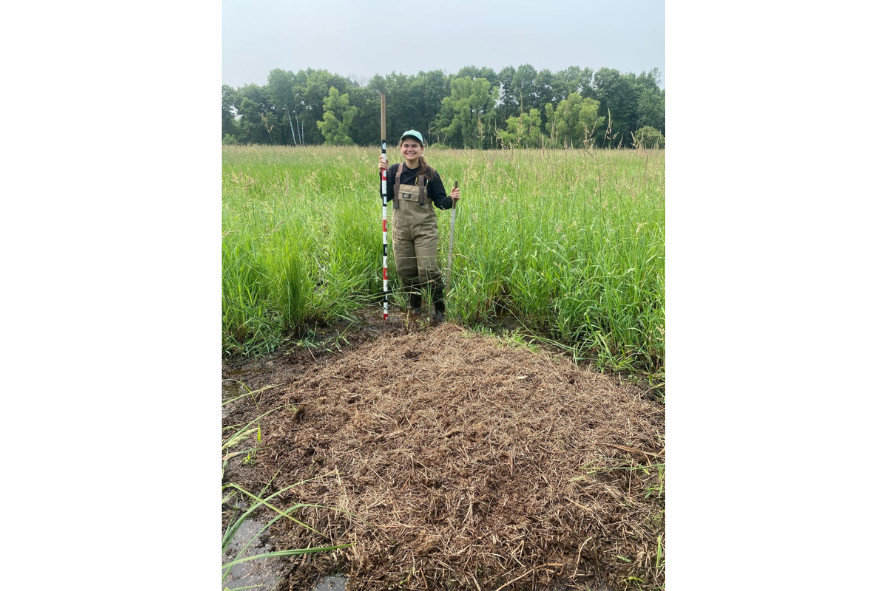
[[223, 323, 664, 590]]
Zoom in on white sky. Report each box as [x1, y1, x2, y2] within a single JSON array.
[[222, 0, 665, 88]]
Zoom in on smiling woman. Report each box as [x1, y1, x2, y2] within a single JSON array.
[[377, 130, 461, 321]]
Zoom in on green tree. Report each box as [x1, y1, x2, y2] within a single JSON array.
[[494, 66, 519, 128], [552, 66, 594, 101], [222, 84, 240, 142], [436, 76, 498, 149], [234, 84, 281, 144], [544, 93, 603, 147], [496, 108, 543, 148], [316, 86, 357, 145], [368, 70, 452, 144], [636, 69, 665, 135], [511, 64, 537, 110], [633, 126, 665, 149], [590, 67, 639, 147], [369, 72, 411, 140], [456, 66, 499, 87], [411, 70, 450, 143], [267, 68, 296, 109], [267, 69, 299, 145], [342, 85, 376, 146], [290, 69, 357, 145], [533, 68, 555, 116]]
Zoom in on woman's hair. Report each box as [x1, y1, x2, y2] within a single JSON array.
[[398, 139, 437, 181]]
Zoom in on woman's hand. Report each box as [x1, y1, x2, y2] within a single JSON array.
[[378, 155, 388, 172], [450, 185, 460, 202]]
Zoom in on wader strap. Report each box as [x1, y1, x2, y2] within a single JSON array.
[[393, 164, 402, 210], [418, 174, 427, 205]]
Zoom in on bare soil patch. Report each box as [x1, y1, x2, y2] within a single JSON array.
[[223, 312, 664, 590]]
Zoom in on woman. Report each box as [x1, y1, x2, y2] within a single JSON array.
[[378, 130, 461, 321]]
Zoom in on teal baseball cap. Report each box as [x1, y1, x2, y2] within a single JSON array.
[[400, 130, 424, 145]]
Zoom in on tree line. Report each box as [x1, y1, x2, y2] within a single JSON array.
[[222, 65, 665, 150]]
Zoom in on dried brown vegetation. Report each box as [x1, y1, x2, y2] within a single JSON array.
[[223, 319, 664, 590]]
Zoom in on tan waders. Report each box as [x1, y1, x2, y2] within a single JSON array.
[[392, 165, 445, 320]]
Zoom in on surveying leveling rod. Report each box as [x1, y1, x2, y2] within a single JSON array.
[[380, 94, 389, 320]]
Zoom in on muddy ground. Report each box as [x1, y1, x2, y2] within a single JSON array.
[[222, 308, 664, 590]]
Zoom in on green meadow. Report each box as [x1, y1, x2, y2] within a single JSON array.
[[222, 145, 664, 377]]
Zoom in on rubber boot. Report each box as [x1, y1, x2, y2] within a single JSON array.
[[432, 289, 445, 323], [409, 292, 422, 316]]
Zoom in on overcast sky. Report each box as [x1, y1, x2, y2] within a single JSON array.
[[222, 0, 664, 88]]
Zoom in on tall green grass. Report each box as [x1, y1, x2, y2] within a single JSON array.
[[223, 146, 380, 355], [222, 145, 664, 375]]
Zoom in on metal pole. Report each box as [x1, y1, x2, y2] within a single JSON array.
[[380, 94, 389, 321], [446, 180, 458, 295]]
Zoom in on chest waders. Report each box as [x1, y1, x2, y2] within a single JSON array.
[[392, 163, 446, 320]]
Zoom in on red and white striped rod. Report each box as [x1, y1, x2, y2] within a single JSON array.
[[380, 94, 389, 321]]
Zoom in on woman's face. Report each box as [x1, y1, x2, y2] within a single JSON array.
[[400, 139, 424, 162]]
